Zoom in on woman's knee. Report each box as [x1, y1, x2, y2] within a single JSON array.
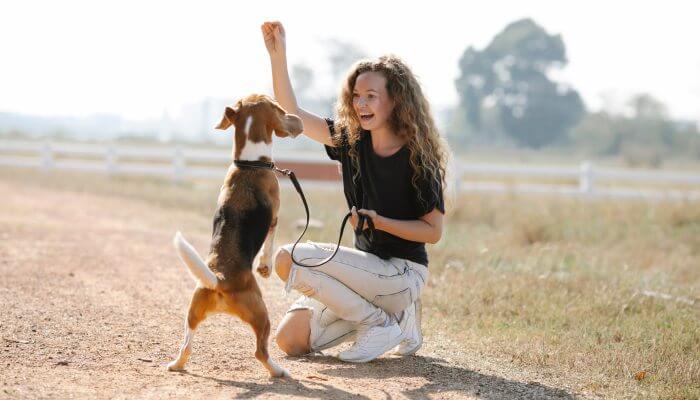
[[275, 310, 311, 356], [274, 247, 292, 282]]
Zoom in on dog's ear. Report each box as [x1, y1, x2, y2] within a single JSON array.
[[269, 102, 303, 138], [274, 114, 303, 137], [215, 106, 238, 130]]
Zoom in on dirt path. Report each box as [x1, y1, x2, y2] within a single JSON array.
[[0, 179, 581, 399]]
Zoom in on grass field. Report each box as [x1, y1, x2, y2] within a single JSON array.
[[429, 194, 700, 399], [1, 167, 698, 399]]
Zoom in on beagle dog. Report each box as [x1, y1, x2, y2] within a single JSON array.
[[167, 94, 303, 378]]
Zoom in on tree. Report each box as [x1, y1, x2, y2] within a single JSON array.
[[569, 93, 700, 166], [627, 93, 668, 120], [454, 18, 585, 148]]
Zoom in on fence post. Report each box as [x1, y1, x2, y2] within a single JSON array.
[[173, 146, 185, 183], [41, 142, 53, 171], [105, 145, 118, 175], [579, 160, 594, 195]]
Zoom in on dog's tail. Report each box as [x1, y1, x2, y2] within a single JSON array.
[[173, 231, 218, 289]]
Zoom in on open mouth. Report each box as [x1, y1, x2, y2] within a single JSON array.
[[360, 113, 374, 122]]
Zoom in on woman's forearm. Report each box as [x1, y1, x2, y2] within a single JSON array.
[[374, 215, 441, 244], [270, 56, 299, 115]]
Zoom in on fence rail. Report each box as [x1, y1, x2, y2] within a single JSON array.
[[1, 139, 699, 201]]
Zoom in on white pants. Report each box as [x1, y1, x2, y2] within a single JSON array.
[[280, 241, 429, 352]]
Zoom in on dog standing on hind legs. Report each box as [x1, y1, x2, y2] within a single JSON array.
[[166, 94, 303, 378]]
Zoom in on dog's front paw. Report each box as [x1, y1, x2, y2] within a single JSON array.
[[256, 263, 271, 278]]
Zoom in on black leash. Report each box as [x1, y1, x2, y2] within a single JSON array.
[[233, 159, 372, 268]]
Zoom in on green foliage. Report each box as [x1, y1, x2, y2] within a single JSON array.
[[454, 18, 585, 148], [568, 111, 620, 155], [570, 93, 700, 166]]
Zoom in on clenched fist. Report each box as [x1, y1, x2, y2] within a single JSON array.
[[261, 21, 286, 59]]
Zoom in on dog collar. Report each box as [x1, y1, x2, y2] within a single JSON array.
[[233, 159, 275, 170]]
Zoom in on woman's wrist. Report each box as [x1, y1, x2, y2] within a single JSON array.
[[373, 214, 386, 231], [269, 53, 288, 66]]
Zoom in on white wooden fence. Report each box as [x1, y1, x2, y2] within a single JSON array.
[[1, 140, 699, 201]]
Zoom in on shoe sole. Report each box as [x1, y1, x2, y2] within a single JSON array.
[[338, 331, 405, 363], [397, 341, 422, 356]]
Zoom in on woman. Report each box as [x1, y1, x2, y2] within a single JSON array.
[[261, 21, 448, 363]]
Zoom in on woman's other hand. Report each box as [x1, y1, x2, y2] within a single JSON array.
[[351, 206, 381, 231], [261, 21, 286, 59]]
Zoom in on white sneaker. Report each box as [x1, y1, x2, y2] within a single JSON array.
[[337, 322, 404, 363], [393, 299, 422, 356]]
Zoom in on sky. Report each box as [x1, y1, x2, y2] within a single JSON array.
[[1, 0, 699, 122]]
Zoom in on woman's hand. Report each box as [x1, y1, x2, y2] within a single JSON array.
[[350, 206, 381, 231], [261, 21, 286, 60]]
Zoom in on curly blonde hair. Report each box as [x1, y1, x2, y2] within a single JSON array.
[[332, 54, 449, 210]]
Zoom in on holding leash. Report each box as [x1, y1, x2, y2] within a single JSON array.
[[234, 160, 373, 268]]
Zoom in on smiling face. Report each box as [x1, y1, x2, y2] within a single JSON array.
[[352, 71, 394, 132]]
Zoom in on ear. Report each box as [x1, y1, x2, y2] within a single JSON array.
[[274, 114, 303, 137], [215, 106, 237, 130], [269, 103, 303, 137]]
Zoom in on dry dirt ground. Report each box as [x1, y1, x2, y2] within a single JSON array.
[[0, 178, 584, 399]]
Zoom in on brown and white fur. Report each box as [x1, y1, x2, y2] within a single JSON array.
[[167, 94, 303, 378]]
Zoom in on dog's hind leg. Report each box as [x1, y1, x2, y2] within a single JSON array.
[[167, 287, 215, 371], [230, 286, 290, 378]]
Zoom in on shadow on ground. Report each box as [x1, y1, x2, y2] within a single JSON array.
[[182, 370, 370, 399], [183, 353, 577, 399]]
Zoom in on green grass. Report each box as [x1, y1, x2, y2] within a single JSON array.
[[430, 194, 700, 399], [1, 167, 698, 399]]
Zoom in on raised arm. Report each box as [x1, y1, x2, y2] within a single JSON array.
[[261, 21, 333, 147]]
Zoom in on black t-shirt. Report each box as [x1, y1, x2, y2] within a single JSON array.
[[324, 118, 444, 266]]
